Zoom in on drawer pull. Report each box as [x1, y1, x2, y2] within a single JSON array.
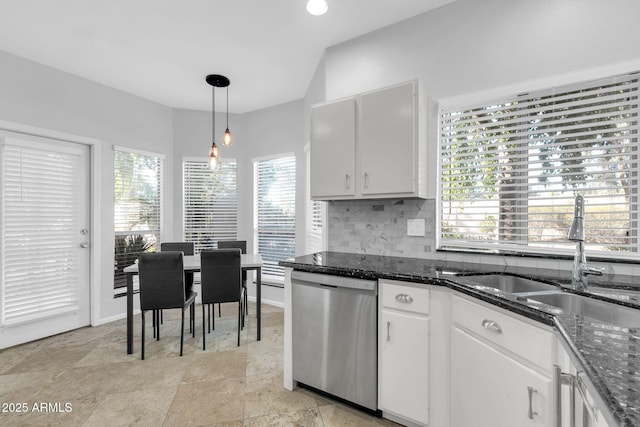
[[527, 386, 538, 419], [395, 293, 414, 304], [481, 319, 502, 334]]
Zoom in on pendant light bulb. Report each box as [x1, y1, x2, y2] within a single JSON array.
[[208, 142, 219, 170], [306, 0, 328, 16], [223, 128, 233, 146]]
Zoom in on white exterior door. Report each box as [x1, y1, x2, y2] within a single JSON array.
[[1, 131, 91, 349]]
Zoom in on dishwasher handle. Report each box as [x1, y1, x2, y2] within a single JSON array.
[[291, 270, 377, 292]]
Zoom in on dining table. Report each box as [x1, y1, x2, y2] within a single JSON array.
[[123, 253, 263, 354]]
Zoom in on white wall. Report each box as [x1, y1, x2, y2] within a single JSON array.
[[0, 50, 174, 324], [325, 0, 640, 102]]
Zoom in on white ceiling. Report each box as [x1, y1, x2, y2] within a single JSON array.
[[0, 0, 452, 113]]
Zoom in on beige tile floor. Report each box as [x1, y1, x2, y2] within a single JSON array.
[[0, 303, 398, 427]]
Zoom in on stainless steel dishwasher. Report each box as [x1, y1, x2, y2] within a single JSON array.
[[291, 270, 378, 411]]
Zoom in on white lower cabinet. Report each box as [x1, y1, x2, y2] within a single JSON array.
[[555, 343, 612, 427], [450, 294, 554, 427], [451, 327, 551, 426], [379, 280, 429, 426]]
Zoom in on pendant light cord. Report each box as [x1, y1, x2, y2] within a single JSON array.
[[226, 86, 229, 129], [211, 85, 216, 142]]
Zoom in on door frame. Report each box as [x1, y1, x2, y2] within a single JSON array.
[[0, 119, 101, 326]]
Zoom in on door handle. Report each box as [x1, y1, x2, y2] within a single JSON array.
[[80, 242, 89, 248]]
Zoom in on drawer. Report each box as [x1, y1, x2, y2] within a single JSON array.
[[381, 280, 429, 315], [452, 294, 554, 371]]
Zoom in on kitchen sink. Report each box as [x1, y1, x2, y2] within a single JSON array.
[[526, 293, 640, 327], [460, 274, 560, 294]]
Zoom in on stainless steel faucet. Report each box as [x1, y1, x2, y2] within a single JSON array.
[[567, 195, 604, 291]]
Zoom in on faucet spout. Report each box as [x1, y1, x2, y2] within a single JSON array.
[[568, 195, 604, 291], [567, 195, 585, 242]]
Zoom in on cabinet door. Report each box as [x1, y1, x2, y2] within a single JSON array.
[[310, 98, 356, 198], [450, 327, 551, 427], [360, 81, 416, 196], [381, 309, 429, 425]]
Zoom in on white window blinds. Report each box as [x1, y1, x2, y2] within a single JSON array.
[[439, 72, 639, 258], [113, 148, 163, 289], [306, 149, 324, 253], [254, 155, 296, 280], [2, 143, 80, 325], [183, 159, 238, 253]]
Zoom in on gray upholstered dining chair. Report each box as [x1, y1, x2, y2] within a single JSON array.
[[217, 240, 248, 319], [159, 242, 196, 323], [160, 242, 195, 255], [200, 248, 244, 349], [138, 251, 197, 360]]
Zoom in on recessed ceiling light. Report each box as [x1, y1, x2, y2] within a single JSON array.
[[306, 0, 328, 16]]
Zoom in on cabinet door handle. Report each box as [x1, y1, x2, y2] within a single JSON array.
[[395, 293, 414, 304], [386, 321, 391, 341], [481, 319, 502, 334], [527, 386, 538, 419], [345, 173, 350, 189], [364, 172, 369, 189], [576, 372, 598, 423], [553, 365, 577, 427]]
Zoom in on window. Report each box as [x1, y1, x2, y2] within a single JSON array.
[[439, 72, 639, 259], [113, 147, 163, 289], [183, 158, 238, 253], [254, 154, 296, 282]]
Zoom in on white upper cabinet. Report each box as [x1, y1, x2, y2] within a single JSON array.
[[310, 97, 356, 198], [310, 80, 426, 200]]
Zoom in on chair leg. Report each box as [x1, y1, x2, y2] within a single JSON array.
[[241, 295, 245, 330], [207, 304, 211, 333], [152, 309, 156, 338], [156, 310, 161, 341], [191, 303, 195, 338], [218, 302, 221, 317], [237, 301, 241, 347], [202, 304, 206, 350], [244, 285, 248, 316], [141, 310, 145, 360], [180, 309, 185, 357]]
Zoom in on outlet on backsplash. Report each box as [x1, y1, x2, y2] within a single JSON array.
[[407, 218, 425, 237]]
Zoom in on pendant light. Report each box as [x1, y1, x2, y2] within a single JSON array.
[[205, 74, 230, 169], [222, 85, 233, 146]]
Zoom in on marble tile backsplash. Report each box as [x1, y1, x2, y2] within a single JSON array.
[[327, 198, 436, 259], [326, 198, 640, 281]]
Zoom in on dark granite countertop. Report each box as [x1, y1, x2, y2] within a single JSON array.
[[280, 251, 640, 427]]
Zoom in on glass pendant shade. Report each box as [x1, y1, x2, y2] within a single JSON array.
[[223, 128, 232, 146], [222, 86, 233, 146], [208, 142, 219, 170]]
